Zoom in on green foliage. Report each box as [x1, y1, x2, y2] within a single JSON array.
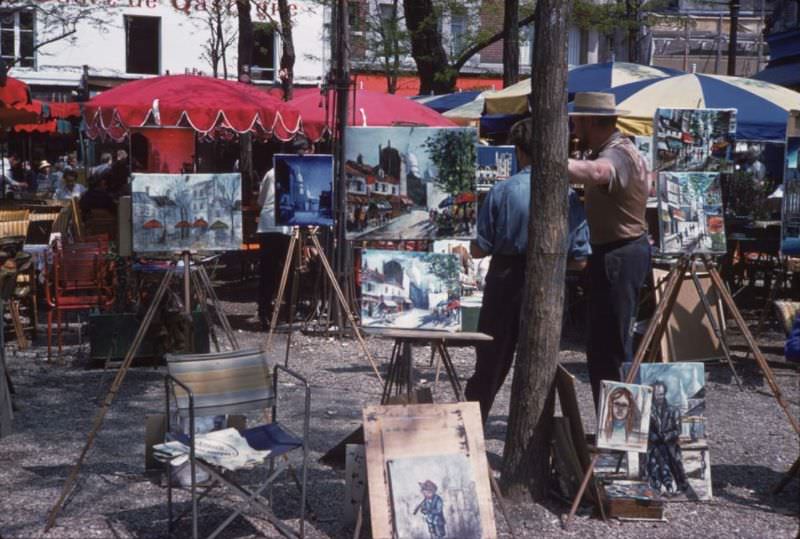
[[423, 130, 478, 195], [420, 252, 460, 284]]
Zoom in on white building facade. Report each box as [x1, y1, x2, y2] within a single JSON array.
[[5, 0, 330, 98]]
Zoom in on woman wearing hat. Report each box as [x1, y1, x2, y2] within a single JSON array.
[[567, 92, 651, 408]]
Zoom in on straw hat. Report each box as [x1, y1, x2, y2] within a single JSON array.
[[39, 160, 52, 170], [569, 92, 628, 116]]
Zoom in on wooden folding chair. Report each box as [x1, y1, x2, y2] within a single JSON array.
[[164, 348, 310, 539]]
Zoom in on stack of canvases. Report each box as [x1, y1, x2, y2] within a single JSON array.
[[594, 362, 710, 520]]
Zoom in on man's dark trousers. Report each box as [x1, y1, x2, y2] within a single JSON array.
[[258, 233, 292, 324], [586, 234, 651, 408], [465, 254, 526, 423]]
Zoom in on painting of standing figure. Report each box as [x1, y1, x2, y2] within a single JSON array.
[[360, 249, 461, 331], [132, 173, 242, 253], [274, 154, 334, 227], [387, 455, 481, 539], [596, 381, 653, 453]]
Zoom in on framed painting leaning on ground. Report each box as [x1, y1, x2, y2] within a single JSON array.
[[596, 381, 653, 453]]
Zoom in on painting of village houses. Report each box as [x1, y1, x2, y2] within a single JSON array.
[[655, 108, 736, 173], [345, 126, 479, 240], [360, 250, 461, 331], [132, 173, 242, 253]]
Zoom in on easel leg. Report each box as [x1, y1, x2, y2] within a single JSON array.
[[284, 243, 301, 368], [772, 455, 800, 494], [309, 231, 383, 385], [381, 339, 401, 404], [189, 270, 221, 352], [197, 265, 239, 350], [45, 266, 176, 532], [265, 229, 299, 353], [704, 258, 800, 435], [689, 262, 743, 389]]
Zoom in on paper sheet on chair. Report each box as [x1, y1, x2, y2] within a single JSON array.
[[153, 428, 270, 471]]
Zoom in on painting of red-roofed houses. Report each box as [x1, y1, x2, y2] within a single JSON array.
[[345, 127, 478, 241], [132, 173, 242, 253]]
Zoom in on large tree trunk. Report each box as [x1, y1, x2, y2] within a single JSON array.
[[402, 0, 454, 94], [500, 0, 571, 502], [237, 0, 253, 80], [503, 0, 520, 87], [278, 0, 295, 100]]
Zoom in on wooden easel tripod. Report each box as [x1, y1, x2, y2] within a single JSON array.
[[562, 250, 800, 530], [264, 227, 383, 384], [44, 252, 240, 533]]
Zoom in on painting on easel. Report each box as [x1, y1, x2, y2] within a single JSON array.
[[657, 172, 726, 255], [274, 154, 334, 227], [596, 381, 652, 453], [782, 110, 800, 255], [654, 108, 736, 173], [360, 249, 461, 331], [132, 173, 242, 253]]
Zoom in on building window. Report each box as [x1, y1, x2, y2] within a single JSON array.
[[450, 13, 468, 57], [0, 10, 35, 68], [348, 1, 362, 30], [125, 16, 160, 74], [252, 22, 276, 81]]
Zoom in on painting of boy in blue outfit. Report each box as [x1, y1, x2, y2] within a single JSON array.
[[414, 480, 446, 539]]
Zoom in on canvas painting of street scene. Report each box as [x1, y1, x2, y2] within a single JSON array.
[[596, 381, 653, 453], [345, 126, 479, 240], [476, 145, 517, 192], [360, 249, 461, 331], [657, 172, 726, 254], [274, 154, 334, 227], [782, 110, 800, 255], [655, 108, 736, 173], [387, 454, 482, 539], [132, 173, 242, 253]]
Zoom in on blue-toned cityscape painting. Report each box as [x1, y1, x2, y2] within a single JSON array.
[[782, 111, 800, 255], [132, 173, 242, 253], [274, 154, 334, 227], [360, 249, 461, 331], [475, 145, 517, 192]]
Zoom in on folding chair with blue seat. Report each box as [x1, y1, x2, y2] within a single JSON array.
[[163, 348, 310, 538]]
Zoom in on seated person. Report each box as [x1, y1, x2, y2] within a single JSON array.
[[786, 312, 800, 363], [53, 168, 86, 201]]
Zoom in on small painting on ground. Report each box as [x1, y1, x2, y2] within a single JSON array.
[[782, 110, 800, 255], [654, 108, 736, 173], [274, 154, 334, 227], [596, 381, 653, 453], [361, 249, 461, 331], [475, 145, 517, 192], [657, 172, 726, 254], [345, 126, 478, 240], [387, 454, 481, 539], [132, 173, 242, 253]]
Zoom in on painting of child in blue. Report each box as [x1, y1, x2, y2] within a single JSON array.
[[274, 154, 334, 227], [415, 480, 446, 539]]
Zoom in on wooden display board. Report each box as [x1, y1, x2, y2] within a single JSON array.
[[653, 268, 725, 362], [363, 402, 496, 539]]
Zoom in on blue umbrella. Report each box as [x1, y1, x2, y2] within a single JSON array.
[[438, 196, 454, 208], [414, 91, 483, 113]]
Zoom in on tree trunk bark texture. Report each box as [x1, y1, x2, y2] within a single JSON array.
[[278, 0, 295, 101], [402, 0, 454, 94], [503, 0, 520, 87], [237, 0, 253, 79], [500, 0, 572, 502]]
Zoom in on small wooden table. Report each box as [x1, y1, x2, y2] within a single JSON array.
[[362, 328, 493, 403]]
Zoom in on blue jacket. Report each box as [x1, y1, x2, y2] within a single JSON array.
[[786, 313, 800, 362]]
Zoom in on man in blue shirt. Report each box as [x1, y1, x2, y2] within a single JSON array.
[[465, 118, 591, 422]]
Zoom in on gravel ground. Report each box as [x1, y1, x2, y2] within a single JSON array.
[[1, 277, 798, 539]]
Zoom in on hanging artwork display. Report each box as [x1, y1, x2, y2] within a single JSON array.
[[273, 154, 334, 227], [657, 171, 726, 254], [654, 108, 736, 173], [345, 126, 479, 240], [626, 362, 712, 501], [132, 173, 242, 253], [782, 110, 800, 255], [475, 145, 518, 192], [596, 381, 653, 453], [360, 249, 461, 331], [362, 402, 496, 538]]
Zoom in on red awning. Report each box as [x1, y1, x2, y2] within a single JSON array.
[[289, 88, 456, 142], [13, 119, 57, 133], [84, 75, 304, 142], [0, 77, 32, 107], [45, 102, 80, 119]]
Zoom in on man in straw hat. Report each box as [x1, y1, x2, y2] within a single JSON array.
[[568, 92, 651, 408]]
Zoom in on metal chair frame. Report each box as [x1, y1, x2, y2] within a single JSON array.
[[164, 354, 310, 539]]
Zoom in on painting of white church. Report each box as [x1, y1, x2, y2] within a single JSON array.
[[274, 154, 334, 227]]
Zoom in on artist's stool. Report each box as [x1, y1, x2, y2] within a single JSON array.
[[362, 328, 492, 403]]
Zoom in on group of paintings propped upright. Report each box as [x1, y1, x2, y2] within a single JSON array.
[[781, 110, 800, 255], [654, 108, 736, 256]]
